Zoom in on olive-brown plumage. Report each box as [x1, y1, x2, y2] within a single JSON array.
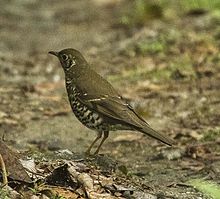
[[49, 48, 174, 154]]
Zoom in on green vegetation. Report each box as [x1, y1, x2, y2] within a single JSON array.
[[120, 0, 220, 27], [202, 128, 220, 141], [108, 53, 196, 84], [180, 0, 220, 11], [0, 188, 10, 199], [117, 4, 220, 85], [120, 0, 163, 27], [188, 179, 220, 199], [136, 38, 166, 55]]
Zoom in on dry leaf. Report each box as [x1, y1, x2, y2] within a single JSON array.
[[0, 140, 32, 183]]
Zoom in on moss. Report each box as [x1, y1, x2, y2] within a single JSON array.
[[120, 0, 163, 27], [202, 128, 220, 141], [108, 55, 196, 84], [120, 0, 220, 28], [136, 39, 166, 55], [187, 179, 220, 199], [0, 188, 10, 199], [180, 0, 220, 11]]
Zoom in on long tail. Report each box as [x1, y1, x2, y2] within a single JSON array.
[[138, 125, 175, 146]]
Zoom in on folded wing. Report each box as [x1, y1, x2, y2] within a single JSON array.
[[77, 92, 175, 146]]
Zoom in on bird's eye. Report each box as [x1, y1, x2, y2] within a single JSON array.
[[62, 54, 68, 61]]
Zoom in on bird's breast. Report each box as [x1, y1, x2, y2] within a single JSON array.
[[66, 84, 108, 131]]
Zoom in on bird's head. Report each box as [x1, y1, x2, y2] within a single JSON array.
[[49, 48, 87, 73]]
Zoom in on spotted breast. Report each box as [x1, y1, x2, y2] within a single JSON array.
[[65, 80, 110, 132]]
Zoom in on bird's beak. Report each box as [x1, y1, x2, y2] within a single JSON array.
[[48, 51, 59, 57]]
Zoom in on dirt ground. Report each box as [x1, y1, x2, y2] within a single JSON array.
[[0, 0, 220, 198]]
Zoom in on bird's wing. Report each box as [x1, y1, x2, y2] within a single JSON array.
[[74, 69, 142, 124], [77, 93, 174, 146], [78, 92, 147, 127]]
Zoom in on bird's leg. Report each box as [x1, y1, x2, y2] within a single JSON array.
[[94, 131, 109, 154], [85, 131, 102, 155]]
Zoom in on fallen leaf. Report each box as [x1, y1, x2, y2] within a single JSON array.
[[0, 140, 32, 183]]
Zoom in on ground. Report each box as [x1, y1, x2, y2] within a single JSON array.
[[0, 0, 220, 198]]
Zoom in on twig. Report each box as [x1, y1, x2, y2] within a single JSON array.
[[0, 153, 8, 186]]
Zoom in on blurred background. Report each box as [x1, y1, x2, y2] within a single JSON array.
[[0, 0, 220, 197]]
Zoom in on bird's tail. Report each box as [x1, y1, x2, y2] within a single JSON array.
[[138, 125, 175, 146]]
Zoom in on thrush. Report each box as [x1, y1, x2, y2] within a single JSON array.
[[49, 48, 174, 154]]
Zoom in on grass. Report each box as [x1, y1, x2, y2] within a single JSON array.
[[108, 52, 196, 84], [202, 128, 220, 141], [188, 179, 220, 199], [120, 0, 220, 27], [179, 0, 220, 11], [120, 0, 163, 27], [136, 37, 166, 55], [0, 188, 10, 199]]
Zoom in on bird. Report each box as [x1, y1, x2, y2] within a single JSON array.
[[49, 48, 175, 154]]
